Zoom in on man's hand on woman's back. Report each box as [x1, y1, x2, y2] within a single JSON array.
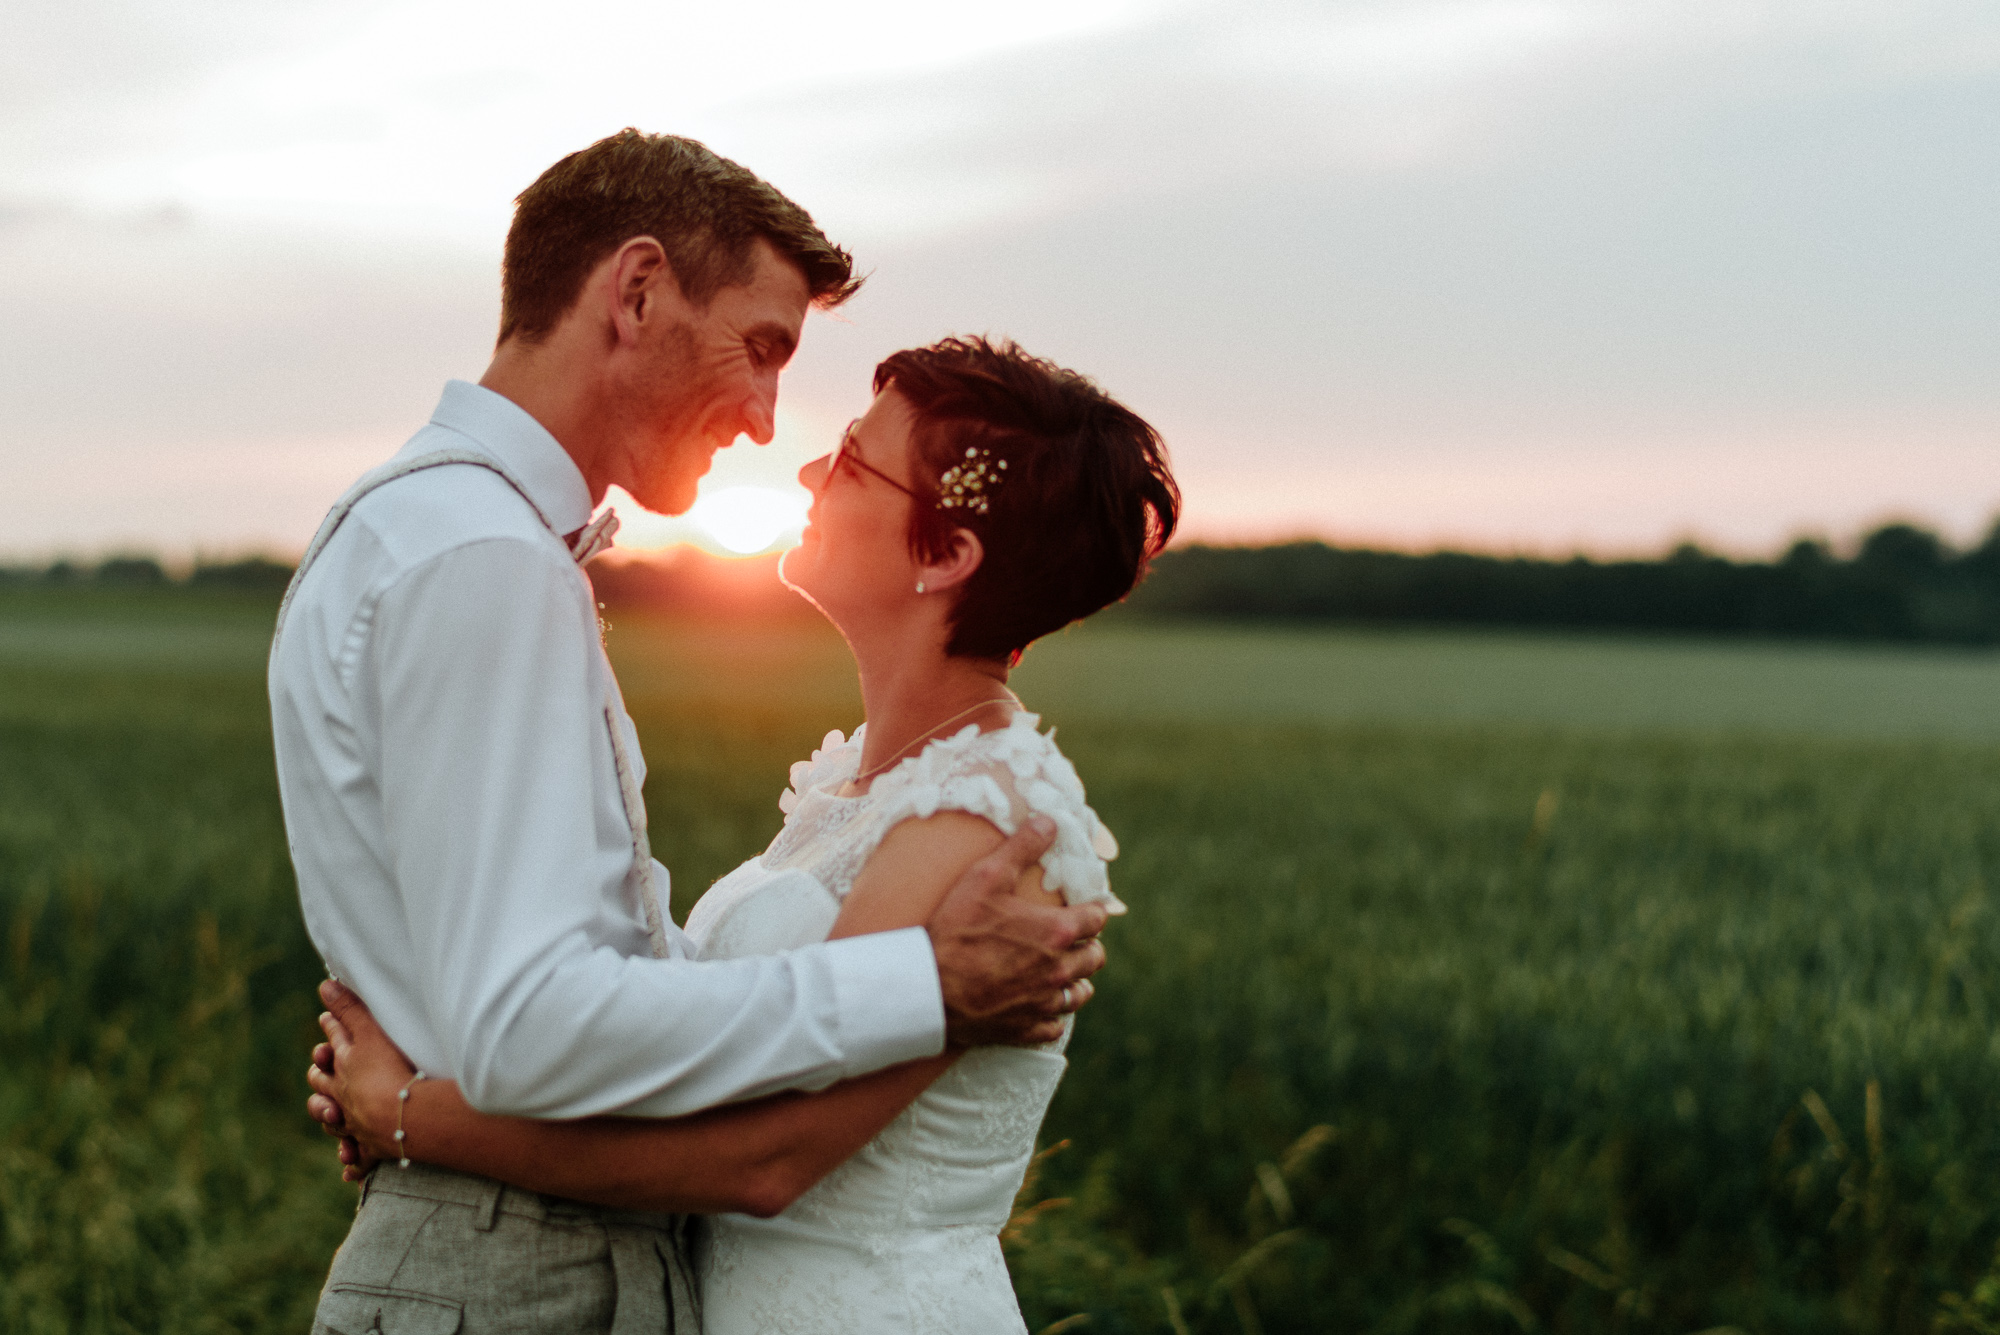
[[924, 816, 1108, 1047]]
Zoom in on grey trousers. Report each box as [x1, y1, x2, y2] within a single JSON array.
[[311, 1162, 702, 1335]]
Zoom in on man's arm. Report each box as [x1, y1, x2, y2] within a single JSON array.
[[307, 810, 1069, 1213], [923, 822, 1107, 1046], [366, 539, 947, 1118]]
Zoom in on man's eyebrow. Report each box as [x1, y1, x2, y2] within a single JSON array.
[[748, 321, 799, 366]]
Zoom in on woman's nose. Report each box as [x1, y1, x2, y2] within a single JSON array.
[[800, 454, 832, 492]]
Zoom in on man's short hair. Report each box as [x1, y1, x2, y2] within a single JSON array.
[[499, 129, 861, 345]]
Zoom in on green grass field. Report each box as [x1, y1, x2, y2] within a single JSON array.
[[7, 587, 2000, 1333]]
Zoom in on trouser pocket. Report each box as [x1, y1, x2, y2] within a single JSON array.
[[313, 1282, 463, 1334]]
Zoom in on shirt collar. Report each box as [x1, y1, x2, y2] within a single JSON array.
[[416, 380, 596, 537]]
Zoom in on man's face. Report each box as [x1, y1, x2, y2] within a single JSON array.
[[616, 239, 812, 515]]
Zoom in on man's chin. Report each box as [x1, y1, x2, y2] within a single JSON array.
[[630, 482, 700, 517]]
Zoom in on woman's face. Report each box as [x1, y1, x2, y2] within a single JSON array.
[[781, 387, 924, 619]]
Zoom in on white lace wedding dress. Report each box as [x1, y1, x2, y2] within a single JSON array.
[[683, 712, 1124, 1334]]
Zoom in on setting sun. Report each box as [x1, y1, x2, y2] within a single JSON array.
[[688, 486, 810, 555]]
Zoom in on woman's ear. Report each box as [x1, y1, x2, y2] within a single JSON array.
[[916, 528, 984, 595]]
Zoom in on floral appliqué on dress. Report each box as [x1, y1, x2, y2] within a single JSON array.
[[683, 712, 1121, 1335]]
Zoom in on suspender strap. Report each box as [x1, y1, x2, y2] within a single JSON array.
[[275, 447, 671, 958], [272, 448, 556, 655]]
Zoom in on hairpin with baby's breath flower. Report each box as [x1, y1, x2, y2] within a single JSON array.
[[936, 446, 1007, 515]]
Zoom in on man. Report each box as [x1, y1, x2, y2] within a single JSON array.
[[271, 130, 1106, 1333]]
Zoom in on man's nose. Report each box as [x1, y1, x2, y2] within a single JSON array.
[[799, 455, 831, 492], [741, 380, 778, 445]]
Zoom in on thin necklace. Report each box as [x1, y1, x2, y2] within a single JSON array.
[[855, 694, 1019, 785]]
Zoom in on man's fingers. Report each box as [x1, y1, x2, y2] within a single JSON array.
[[1049, 937, 1107, 990], [970, 816, 1057, 890], [1023, 936, 1107, 994], [948, 992, 1077, 1046], [1043, 902, 1109, 952], [312, 1041, 336, 1073], [1036, 976, 1096, 1020]]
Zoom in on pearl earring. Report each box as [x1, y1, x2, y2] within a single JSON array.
[[915, 580, 926, 594]]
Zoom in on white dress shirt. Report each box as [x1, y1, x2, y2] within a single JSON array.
[[269, 380, 945, 1119]]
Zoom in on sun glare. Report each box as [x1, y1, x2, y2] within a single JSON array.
[[689, 486, 809, 555]]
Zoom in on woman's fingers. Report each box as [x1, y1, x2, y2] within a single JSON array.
[[307, 978, 419, 1170], [319, 977, 412, 1069], [307, 1064, 341, 1104], [307, 1050, 349, 1134], [318, 1007, 353, 1060], [318, 1015, 354, 1096], [308, 993, 377, 1184], [347, 1134, 382, 1183], [307, 1087, 346, 1132]]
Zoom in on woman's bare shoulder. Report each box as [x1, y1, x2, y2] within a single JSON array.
[[830, 809, 1057, 939]]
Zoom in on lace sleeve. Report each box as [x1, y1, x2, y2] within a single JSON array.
[[865, 713, 1126, 914], [778, 729, 857, 816]]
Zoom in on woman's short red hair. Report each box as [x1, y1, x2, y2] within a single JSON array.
[[875, 337, 1180, 663]]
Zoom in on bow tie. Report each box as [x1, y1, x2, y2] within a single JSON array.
[[565, 510, 621, 564]]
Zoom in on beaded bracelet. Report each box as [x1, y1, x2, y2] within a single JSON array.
[[394, 1070, 428, 1169]]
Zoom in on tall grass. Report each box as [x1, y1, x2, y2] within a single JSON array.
[[0, 666, 349, 1333], [1002, 721, 2000, 1332], [6, 604, 2000, 1331]]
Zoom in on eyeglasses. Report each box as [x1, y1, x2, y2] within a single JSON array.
[[830, 420, 918, 498]]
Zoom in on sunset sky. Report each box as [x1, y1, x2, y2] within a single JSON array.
[[3, 1, 1996, 562]]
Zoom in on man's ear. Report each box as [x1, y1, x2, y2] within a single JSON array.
[[917, 528, 985, 595], [603, 237, 674, 347]]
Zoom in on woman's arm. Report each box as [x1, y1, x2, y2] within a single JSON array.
[[307, 810, 1043, 1215], [311, 978, 950, 1216], [830, 810, 1063, 937]]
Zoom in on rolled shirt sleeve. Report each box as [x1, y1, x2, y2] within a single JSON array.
[[368, 539, 944, 1118]]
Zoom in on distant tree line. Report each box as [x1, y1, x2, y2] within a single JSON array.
[[11, 520, 2000, 644], [0, 556, 295, 591], [1122, 522, 2000, 644]]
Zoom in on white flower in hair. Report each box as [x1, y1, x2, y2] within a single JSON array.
[[935, 445, 1007, 515]]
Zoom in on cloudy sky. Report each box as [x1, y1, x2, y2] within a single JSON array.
[[3, 0, 1996, 561]]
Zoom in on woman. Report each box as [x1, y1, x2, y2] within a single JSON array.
[[310, 335, 1179, 1332]]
